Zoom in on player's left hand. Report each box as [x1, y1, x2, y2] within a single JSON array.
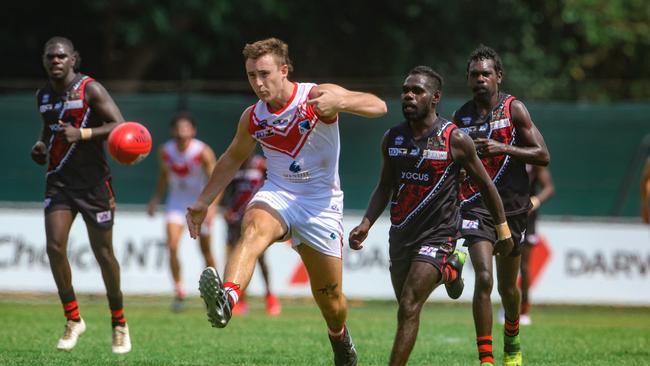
[[474, 138, 508, 157], [307, 89, 341, 119], [58, 120, 82, 143], [186, 202, 208, 239]]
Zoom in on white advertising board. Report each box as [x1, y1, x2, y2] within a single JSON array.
[[1, 209, 648, 305]]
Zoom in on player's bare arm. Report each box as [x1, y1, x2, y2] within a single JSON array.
[[349, 131, 394, 250], [31, 109, 52, 165], [58, 81, 124, 143], [530, 166, 555, 211], [146, 147, 169, 216], [474, 100, 550, 166], [307, 83, 387, 120], [450, 129, 515, 256], [201, 144, 221, 218], [186, 107, 257, 238]]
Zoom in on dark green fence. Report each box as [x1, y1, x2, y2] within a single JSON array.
[[3, 92, 649, 217]]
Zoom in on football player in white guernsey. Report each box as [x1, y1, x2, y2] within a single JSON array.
[[147, 113, 218, 312], [186, 38, 386, 366]]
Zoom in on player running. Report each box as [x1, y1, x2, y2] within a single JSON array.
[[31, 36, 131, 353], [348, 66, 514, 366], [147, 112, 218, 312], [454, 45, 550, 366]]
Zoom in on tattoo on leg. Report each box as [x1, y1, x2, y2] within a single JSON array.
[[317, 283, 338, 298]]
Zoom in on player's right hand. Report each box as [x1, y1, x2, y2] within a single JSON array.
[[31, 141, 47, 165], [186, 202, 208, 239], [146, 199, 157, 217], [348, 218, 371, 250], [494, 237, 515, 256]]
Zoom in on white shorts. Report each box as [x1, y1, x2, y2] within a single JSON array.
[[166, 194, 211, 236], [248, 183, 344, 258]]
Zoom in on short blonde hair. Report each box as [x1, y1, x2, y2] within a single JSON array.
[[242, 38, 293, 72]]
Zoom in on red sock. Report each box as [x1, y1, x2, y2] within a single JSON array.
[[477, 335, 494, 364], [441, 263, 458, 283], [111, 309, 126, 327], [505, 316, 520, 337], [328, 325, 346, 341], [63, 300, 81, 321], [224, 282, 242, 307]]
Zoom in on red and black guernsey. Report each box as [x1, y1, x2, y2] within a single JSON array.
[[386, 118, 461, 258], [453, 93, 530, 215], [36, 74, 111, 190]]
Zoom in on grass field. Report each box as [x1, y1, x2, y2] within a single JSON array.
[[1, 295, 649, 366]]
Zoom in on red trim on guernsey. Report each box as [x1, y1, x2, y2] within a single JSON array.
[[247, 104, 257, 135], [267, 82, 298, 115], [504, 95, 516, 120]]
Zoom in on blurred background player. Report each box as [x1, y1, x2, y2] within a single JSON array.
[[519, 165, 554, 325], [641, 157, 650, 224], [186, 37, 387, 366], [221, 153, 281, 316], [31, 36, 131, 353], [147, 112, 218, 312], [348, 66, 514, 366], [453, 45, 550, 366]]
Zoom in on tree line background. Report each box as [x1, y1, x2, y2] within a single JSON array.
[[2, 0, 650, 101]]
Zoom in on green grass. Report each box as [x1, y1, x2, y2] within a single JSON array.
[[1, 295, 649, 365]]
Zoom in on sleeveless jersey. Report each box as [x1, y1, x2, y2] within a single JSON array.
[[223, 155, 266, 223], [386, 118, 461, 255], [36, 74, 110, 189], [454, 93, 531, 215], [248, 82, 342, 199], [161, 139, 208, 203]]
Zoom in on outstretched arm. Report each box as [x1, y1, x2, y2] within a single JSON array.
[[450, 129, 514, 255], [349, 131, 394, 250], [474, 100, 550, 166], [186, 107, 257, 238], [307, 83, 387, 120]]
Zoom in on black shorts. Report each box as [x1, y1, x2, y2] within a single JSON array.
[[523, 210, 539, 245], [389, 241, 456, 286], [44, 180, 116, 229], [460, 210, 528, 256], [226, 221, 242, 245]]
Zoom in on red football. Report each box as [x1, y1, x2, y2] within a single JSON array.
[[107, 122, 152, 165]]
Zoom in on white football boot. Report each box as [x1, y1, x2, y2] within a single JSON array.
[[112, 324, 132, 354], [56, 318, 86, 351]]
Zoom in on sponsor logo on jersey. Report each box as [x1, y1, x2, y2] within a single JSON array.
[[461, 116, 472, 125], [388, 148, 409, 157], [289, 161, 302, 173], [42, 94, 50, 103], [409, 148, 420, 156], [462, 219, 479, 230], [401, 171, 430, 182], [54, 102, 63, 110], [68, 91, 81, 100], [96, 210, 112, 223], [298, 120, 311, 135], [63, 100, 83, 110], [423, 149, 448, 160], [255, 128, 275, 139], [490, 118, 510, 130], [270, 118, 289, 127], [427, 136, 446, 150], [394, 135, 404, 146], [39, 104, 53, 113]]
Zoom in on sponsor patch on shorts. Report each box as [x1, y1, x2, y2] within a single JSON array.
[[96, 210, 112, 223], [418, 245, 438, 258], [462, 219, 479, 230]]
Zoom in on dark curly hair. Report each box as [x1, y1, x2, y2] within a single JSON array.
[[466, 45, 503, 75]]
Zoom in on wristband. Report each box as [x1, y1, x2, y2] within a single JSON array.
[[530, 196, 541, 211], [496, 222, 512, 241], [80, 128, 93, 140]]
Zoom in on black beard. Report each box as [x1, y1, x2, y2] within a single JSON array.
[[402, 106, 429, 121]]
